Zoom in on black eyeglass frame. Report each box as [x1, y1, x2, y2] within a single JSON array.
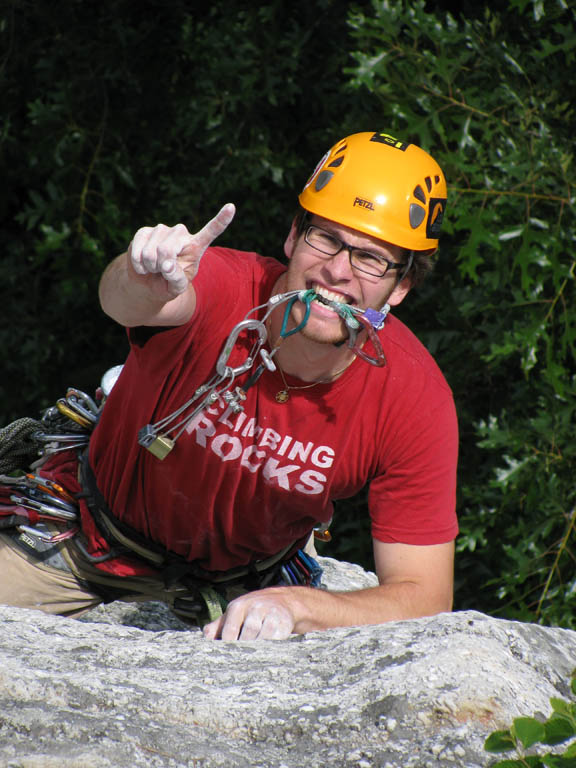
[[303, 224, 408, 279]]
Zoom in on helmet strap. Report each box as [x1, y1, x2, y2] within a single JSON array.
[[398, 251, 414, 283]]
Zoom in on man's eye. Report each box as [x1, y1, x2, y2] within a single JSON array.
[[317, 232, 340, 248], [354, 250, 384, 264]]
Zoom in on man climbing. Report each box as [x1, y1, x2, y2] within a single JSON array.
[[0, 131, 458, 640]]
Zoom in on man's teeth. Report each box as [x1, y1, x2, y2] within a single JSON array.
[[313, 286, 348, 306]]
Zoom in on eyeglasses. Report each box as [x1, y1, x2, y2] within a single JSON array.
[[303, 225, 407, 278]]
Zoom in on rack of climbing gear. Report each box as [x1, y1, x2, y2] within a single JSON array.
[[0, 471, 80, 543], [0, 385, 108, 546], [138, 288, 389, 460], [279, 548, 324, 588]]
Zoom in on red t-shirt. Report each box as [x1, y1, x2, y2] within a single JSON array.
[[43, 247, 458, 576]]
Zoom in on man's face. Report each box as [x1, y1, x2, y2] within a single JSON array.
[[282, 214, 412, 345]]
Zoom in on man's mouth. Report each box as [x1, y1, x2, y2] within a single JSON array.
[[311, 284, 354, 310]]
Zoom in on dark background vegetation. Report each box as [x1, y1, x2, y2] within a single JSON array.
[[2, 0, 574, 627]]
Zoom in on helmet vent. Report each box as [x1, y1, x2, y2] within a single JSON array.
[[425, 176, 432, 192], [409, 203, 426, 229], [435, 175, 440, 184], [315, 170, 334, 192], [328, 156, 344, 168], [413, 185, 426, 204]]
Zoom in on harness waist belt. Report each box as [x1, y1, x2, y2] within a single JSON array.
[[78, 451, 301, 587]]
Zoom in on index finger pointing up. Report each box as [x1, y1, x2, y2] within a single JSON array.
[[193, 203, 236, 251]]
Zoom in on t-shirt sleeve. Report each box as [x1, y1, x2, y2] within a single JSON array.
[[126, 246, 243, 355], [126, 246, 282, 357], [368, 389, 458, 546]]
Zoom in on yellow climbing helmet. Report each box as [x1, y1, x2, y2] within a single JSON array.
[[298, 131, 447, 252]]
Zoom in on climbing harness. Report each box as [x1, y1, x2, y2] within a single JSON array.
[[138, 289, 389, 460]]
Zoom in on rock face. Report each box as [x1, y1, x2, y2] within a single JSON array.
[[1, 558, 575, 768]]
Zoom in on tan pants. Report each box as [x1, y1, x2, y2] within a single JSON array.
[[0, 533, 231, 621], [0, 534, 103, 617]]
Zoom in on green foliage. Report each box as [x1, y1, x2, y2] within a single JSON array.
[[0, 0, 368, 421], [485, 671, 576, 766], [342, 0, 576, 627]]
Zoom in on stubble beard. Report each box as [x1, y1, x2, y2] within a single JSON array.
[[291, 298, 348, 344], [297, 313, 349, 346]]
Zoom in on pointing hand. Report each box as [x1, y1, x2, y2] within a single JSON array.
[[128, 203, 236, 299]]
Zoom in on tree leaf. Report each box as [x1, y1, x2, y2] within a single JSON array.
[[512, 716, 547, 748], [550, 699, 572, 717], [485, 729, 516, 752], [542, 754, 576, 768], [563, 743, 576, 758], [543, 716, 576, 746]]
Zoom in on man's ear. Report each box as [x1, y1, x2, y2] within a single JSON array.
[[387, 276, 412, 307], [283, 218, 300, 260]]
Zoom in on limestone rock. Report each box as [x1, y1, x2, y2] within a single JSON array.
[[0, 557, 575, 768]]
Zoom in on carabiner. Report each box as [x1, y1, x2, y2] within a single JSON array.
[[64, 397, 99, 425], [25, 473, 77, 505], [17, 524, 78, 543], [56, 399, 94, 429], [33, 432, 89, 443], [215, 319, 268, 378], [350, 314, 387, 367], [66, 388, 100, 416], [41, 440, 90, 455], [10, 495, 77, 521], [279, 293, 313, 339]]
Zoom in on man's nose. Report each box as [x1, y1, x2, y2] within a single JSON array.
[[323, 247, 353, 281]]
